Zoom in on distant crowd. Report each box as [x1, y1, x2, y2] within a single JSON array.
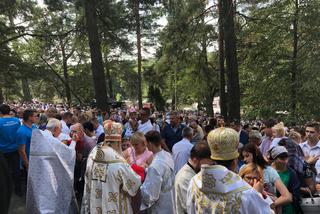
[[0, 101, 320, 213]]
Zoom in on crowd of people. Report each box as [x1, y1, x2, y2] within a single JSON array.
[[0, 101, 320, 214]]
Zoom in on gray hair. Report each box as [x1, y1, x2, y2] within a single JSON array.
[[182, 126, 193, 138], [46, 118, 61, 131], [249, 130, 262, 140]]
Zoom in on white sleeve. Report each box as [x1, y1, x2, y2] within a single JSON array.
[[239, 189, 273, 214], [186, 179, 196, 214], [140, 167, 162, 210], [120, 164, 142, 196]]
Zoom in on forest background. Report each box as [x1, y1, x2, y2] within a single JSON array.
[[1, 0, 320, 124]]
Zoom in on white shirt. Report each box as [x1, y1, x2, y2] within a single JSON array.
[[95, 124, 104, 138], [61, 120, 70, 135], [175, 164, 196, 214], [315, 159, 320, 183], [299, 140, 320, 158], [138, 120, 155, 134], [172, 138, 194, 174]]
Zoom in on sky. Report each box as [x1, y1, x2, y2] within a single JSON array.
[[34, 0, 217, 59]]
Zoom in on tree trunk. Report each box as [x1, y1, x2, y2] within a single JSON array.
[[205, 88, 218, 117], [223, 0, 240, 121], [0, 86, 4, 104], [134, 0, 143, 109], [21, 79, 32, 102], [291, 0, 299, 117], [59, 37, 72, 107], [200, 15, 214, 117], [218, 0, 228, 120], [105, 60, 113, 100], [84, 0, 109, 111]]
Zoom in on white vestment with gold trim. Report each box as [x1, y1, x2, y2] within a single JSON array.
[[26, 129, 77, 214], [81, 145, 141, 214], [187, 165, 273, 214]]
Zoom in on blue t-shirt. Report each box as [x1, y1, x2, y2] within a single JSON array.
[[0, 117, 21, 153], [16, 124, 36, 159]]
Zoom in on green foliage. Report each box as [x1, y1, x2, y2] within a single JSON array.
[[1, 0, 320, 121], [238, 0, 320, 123]]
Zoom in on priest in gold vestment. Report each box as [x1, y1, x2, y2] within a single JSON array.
[[81, 121, 141, 214], [187, 127, 273, 214]]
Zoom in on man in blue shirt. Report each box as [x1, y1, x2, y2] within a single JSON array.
[[161, 111, 185, 151], [0, 104, 21, 196], [16, 109, 38, 170]]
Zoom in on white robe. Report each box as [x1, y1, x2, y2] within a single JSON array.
[[26, 129, 77, 214], [81, 144, 141, 214], [140, 150, 175, 214], [61, 119, 70, 135], [187, 164, 273, 214], [175, 163, 196, 214]]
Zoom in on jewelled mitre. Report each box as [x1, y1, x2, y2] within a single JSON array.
[[103, 120, 123, 142], [207, 127, 239, 160], [93, 120, 124, 163]]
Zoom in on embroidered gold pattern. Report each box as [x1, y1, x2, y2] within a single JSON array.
[[96, 207, 102, 214], [202, 173, 216, 189], [108, 192, 118, 203], [95, 189, 102, 199], [220, 172, 236, 185], [92, 164, 106, 182], [192, 178, 244, 213], [126, 179, 135, 190], [95, 147, 105, 162]]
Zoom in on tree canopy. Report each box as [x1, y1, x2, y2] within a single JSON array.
[[1, 0, 320, 123]]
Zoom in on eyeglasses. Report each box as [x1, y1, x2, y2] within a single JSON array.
[[243, 176, 260, 182]]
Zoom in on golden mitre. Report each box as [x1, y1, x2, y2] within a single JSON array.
[[103, 120, 123, 142], [207, 127, 239, 161]]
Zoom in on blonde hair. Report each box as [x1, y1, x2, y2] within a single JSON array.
[[131, 132, 146, 146], [272, 122, 285, 137], [239, 163, 264, 182]]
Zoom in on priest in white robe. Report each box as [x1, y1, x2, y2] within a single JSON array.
[[140, 131, 175, 214], [175, 142, 212, 214], [26, 125, 77, 214], [81, 121, 141, 214], [187, 127, 273, 214]]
